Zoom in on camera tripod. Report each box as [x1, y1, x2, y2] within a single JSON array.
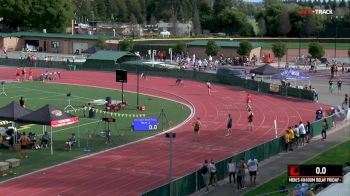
[[93, 118, 119, 144], [64, 93, 75, 111], [0, 81, 7, 96]]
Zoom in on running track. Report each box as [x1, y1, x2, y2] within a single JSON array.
[[0, 68, 328, 196]]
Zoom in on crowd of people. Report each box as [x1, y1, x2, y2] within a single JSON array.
[[200, 156, 259, 192], [15, 67, 34, 82]]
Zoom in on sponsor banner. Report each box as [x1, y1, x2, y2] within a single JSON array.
[[51, 117, 80, 128]]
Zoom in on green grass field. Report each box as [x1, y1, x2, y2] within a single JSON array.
[[261, 42, 349, 50], [0, 82, 191, 181], [244, 140, 350, 196]]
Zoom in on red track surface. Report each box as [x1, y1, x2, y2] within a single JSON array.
[[0, 68, 328, 196]]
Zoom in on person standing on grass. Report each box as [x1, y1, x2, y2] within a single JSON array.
[[247, 156, 258, 187], [200, 160, 210, 192], [299, 121, 306, 146], [228, 158, 236, 184], [329, 79, 334, 94], [19, 132, 30, 159], [209, 159, 218, 187], [337, 78, 342, 94], [192, 117, 202, 142], [321, 119, 328, 140], [206, 81, 212, 95], [226, 114, 233, 136], [247, 109, 254, 130], [19, 97, 25, 108]]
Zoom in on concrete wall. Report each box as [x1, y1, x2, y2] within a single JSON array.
[[22, 37, 97, 54], [2, 36, 97, 54], [2, 37, 21, 51]]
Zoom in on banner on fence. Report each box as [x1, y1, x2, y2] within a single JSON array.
[[270, 83, 280, 93]]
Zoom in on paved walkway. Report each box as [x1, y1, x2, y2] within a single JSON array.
[[190, 121, 350, 196]]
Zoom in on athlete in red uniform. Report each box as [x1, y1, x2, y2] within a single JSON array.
[[16, 68, 21, 81], [28, 68, 33, 81], [246, 93, 252, 110]]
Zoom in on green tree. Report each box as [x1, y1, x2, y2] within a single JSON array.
[[205, 40, 220, 57], [259, 3, 286, 36], [173, 41, 187, 54], [96, 37, 107, 49], [278, 9, 291, 37], [119, 39, 134, 51], [213, 0, 232, 16], [272, 42, 287, 68], [237, 40, 253, 57], [258, 17, 267, 37], [0, 0, 32, 29], [27, 0, 74, 32], [308, 43, 325, 59], [192, 6, 202, 36], [215, 7, 252, 36]]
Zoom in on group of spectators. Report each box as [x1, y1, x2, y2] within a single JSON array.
[[0, 130, 50, 159], [328, 61, 349, 78], [284, 121, 312, 152], [200, 157, 259, 192]]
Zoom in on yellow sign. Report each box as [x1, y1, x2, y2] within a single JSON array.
[[270, 83, 280, 93]]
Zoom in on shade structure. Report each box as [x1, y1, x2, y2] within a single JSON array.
[[17, 104, 79, 127], [250, 63, 280, 75], [17, 104, 79, 155], [272, 68, 310, 80], [0, 101, 33, 121]]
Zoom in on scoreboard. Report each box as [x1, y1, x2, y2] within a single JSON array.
[[288, 165, 343, 183], [133, 118, 158, 131]]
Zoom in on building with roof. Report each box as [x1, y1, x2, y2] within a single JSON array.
[[0, 32, 119, 54], [83, 50, 140, 69], [187, 40, 262, 59]]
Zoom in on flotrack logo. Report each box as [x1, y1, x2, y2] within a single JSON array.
[[297, 9, 333, 15]]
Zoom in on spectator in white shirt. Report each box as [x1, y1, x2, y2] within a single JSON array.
[[247, 157, 258, 187], [298, 121, 306, 146], [227, 158, 236, 184], [209, 159, 218, 186]]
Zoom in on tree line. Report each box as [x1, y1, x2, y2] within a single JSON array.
[[0, 0, 349, 37]]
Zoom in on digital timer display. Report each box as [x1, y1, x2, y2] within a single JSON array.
[[288, 165, 343, 183], [133, 118, 158, 131]]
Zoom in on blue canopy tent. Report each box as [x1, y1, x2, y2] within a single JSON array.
[[272, 68, 310, 80], [272, 68, 311, 87]]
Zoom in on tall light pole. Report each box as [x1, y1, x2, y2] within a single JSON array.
[[298, 22, 302, 58], [165, 132, 176, 196], [136, 66, 139, 106], [334, 16, 343, 59]]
